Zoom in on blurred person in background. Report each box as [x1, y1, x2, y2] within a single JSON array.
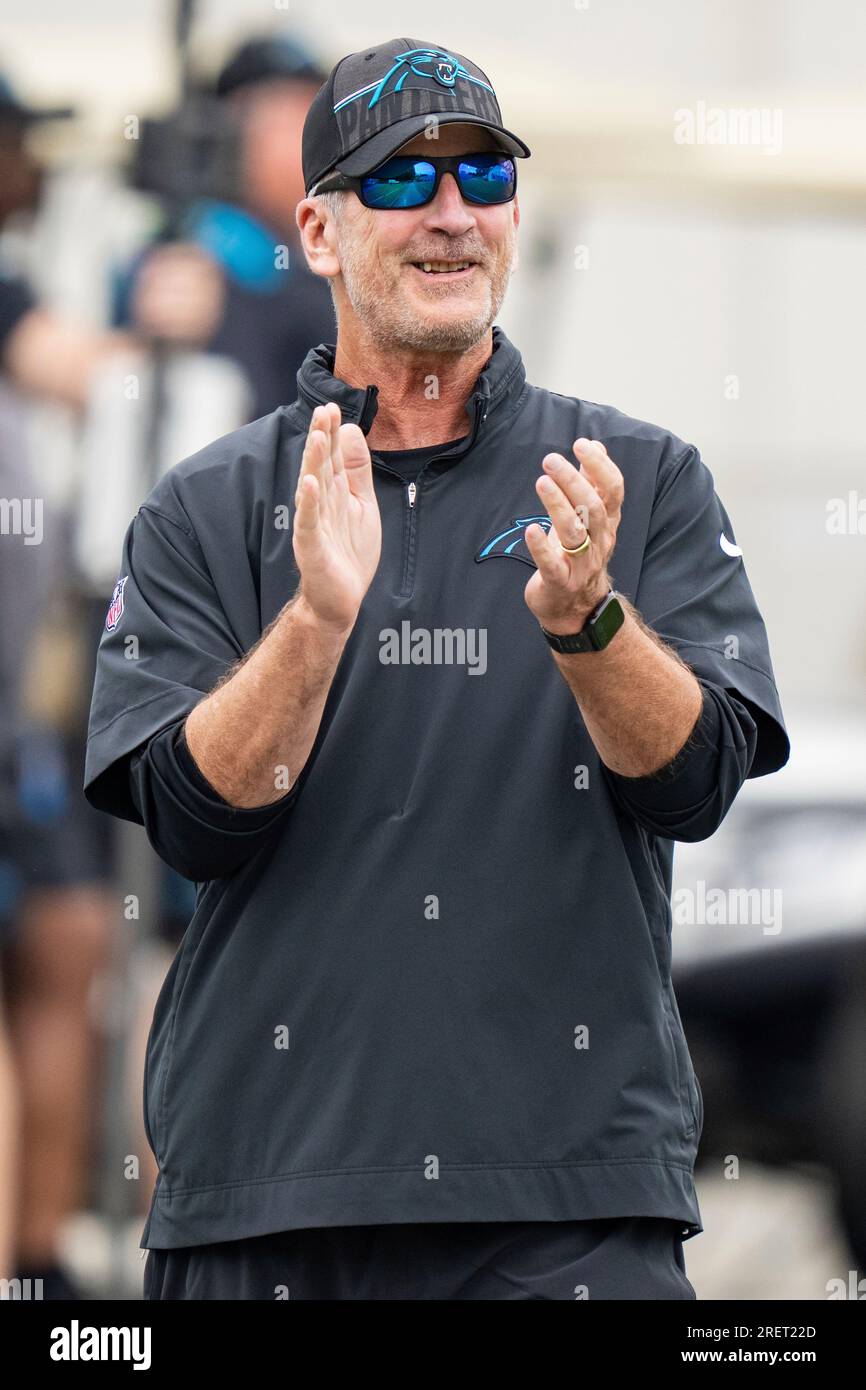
[[117, 34, 335, 421], [0, 77, 136, 405], [0, 69, 143, 1298]]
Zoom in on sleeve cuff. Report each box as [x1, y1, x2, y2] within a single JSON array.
[[601, 680, 758, 838], [173, 720, 300, 820]]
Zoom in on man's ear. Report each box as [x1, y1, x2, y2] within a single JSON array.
[[296, 198, 342, 281]]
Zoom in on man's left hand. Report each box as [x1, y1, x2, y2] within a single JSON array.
[[524, 438, 624, 636]]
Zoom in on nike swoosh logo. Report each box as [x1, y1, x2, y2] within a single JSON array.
[[719, 533, 743, 557]]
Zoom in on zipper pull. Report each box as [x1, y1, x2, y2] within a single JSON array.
[[407, 481, 417, 509]]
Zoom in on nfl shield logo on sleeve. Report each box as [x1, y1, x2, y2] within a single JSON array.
[[106, 575, 128, 632]]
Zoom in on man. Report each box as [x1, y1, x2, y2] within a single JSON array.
[[122, 34, 335, 420], [84, 38, 789, 1301]]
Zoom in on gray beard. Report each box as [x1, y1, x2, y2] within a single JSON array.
[[335, 237, 514, 354]]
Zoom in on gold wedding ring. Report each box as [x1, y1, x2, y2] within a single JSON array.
[[560, 530, 591, 556]]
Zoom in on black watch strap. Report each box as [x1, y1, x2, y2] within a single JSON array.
[[540, 590, 625, 654]]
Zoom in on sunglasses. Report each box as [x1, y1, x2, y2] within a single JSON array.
[[313, 151, 517, 210]]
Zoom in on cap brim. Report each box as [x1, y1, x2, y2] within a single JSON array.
[[333, 111, 531, 179]]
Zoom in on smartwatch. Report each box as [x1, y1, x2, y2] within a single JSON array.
[[540, 589, 625, 654]]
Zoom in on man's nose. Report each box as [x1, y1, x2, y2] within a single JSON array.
[[421, 171, 477, 235]]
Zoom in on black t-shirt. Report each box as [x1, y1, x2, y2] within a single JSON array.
[[374, 436, 469, 482]]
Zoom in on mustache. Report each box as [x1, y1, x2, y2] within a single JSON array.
[[401, 244, 490, 265]]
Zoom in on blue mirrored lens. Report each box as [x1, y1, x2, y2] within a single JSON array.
[[360, 159, 436, 209], [458, 155, 515, 203]]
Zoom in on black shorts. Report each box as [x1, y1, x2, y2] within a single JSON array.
[[143, 1217, 697, 1301]]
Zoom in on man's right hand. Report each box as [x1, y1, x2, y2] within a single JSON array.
[[293, 403, 382, 633], [185, 403, 380, 807]]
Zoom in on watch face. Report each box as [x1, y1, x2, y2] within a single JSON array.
[[592, 595, 625, 648]]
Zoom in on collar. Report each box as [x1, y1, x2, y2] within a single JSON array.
[[290, 325, 527, 472]]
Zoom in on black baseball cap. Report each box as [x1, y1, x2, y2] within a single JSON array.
[[0, 72, 74, 124], [302, 37, 531, 194], [216, 35, 327, 99]]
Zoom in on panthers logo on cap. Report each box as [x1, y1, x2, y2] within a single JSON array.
[[335, 47, 494, 114], [433, 57, 458, 87]]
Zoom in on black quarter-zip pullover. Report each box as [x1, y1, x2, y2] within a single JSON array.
[[84, 327, 789, 1249]]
